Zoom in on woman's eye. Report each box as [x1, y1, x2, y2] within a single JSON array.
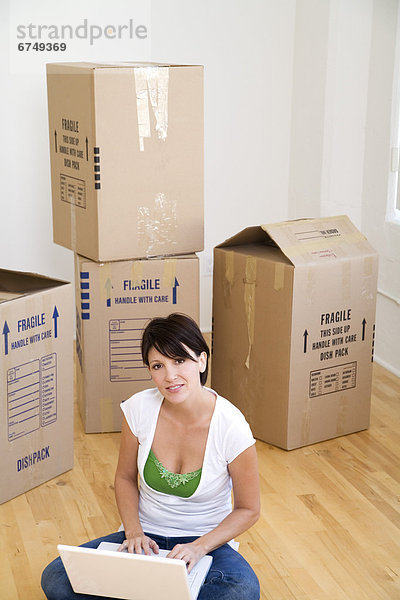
[[176, 358, 185, 364], [152, 364, 162, 370]]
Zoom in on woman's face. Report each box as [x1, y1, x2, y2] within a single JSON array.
[[147, 345, 207, 405]]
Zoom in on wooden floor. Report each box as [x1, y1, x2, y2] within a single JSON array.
[[1, 362, 399, 599]]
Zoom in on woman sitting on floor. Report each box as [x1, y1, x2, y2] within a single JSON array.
[[41, 312, 261, 600]]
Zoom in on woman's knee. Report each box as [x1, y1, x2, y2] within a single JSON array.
[[224, 568, 260, 600], [239, 569, 260, 600], [201, 548, 260, 600], [41, 556, 71, 600], [200, 573, 260, 600], [41, 532, 124, 599]]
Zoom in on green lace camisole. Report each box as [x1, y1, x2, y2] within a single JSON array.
[[143, 449, 202, 498]]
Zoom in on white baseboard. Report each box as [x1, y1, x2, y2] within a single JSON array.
[[374, 355, 400, 379]]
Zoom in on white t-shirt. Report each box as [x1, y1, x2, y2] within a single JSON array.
[[120, 387, 256, 537]]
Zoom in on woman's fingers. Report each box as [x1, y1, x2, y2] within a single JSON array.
[[118, 535, 159, 556], [149, 538, 159, 554], [167, 542, 204, 573]]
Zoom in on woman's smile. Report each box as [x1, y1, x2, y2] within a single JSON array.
[[166, 383, 184, 392]]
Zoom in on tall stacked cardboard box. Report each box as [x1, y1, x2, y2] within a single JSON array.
[[47, 62, 204, 432]]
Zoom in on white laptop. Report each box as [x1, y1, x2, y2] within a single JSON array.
[[58, 541, 213, 600]]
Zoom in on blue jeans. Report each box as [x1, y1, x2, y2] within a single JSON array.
[[41, 530, 260, 600]]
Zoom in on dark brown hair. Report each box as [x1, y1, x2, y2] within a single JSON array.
[[141, 313, 209, 385]]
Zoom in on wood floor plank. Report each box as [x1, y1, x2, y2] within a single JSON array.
[[0, 361, 399, 599]]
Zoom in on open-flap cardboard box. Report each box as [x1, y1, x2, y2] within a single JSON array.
[[0, 269, 73, 503], [212, 216, 378, 450]]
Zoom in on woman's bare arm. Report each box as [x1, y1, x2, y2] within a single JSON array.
[[114, 416, 159, 555]]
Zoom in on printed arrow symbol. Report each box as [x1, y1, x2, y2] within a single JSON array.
[[172, 277, 180, 305], [52, 306, 59, 338], [362, 318, 367, 341], [303, 329, 309, 353], [86, 137, 89, 161], [3, 321, 10, 355], [54, 130, 58, 153]]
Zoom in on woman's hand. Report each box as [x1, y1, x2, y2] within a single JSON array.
[[167, 541, 205, 573], [119, 532, 159, 556]]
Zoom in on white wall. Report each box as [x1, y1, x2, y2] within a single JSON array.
[[279, 0, 400, 376], [150, 0, 295, 329], [289, 0, 373, 224], [287, 0, 400, 376], [0, 0, 151, 287], [0, 4, 74, 283], [1, 0, 399, 375], [362, 0, 400, 376]]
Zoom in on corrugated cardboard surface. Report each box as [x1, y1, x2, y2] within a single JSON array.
[[47, 62, 204, 262], [75, 254, 200, 433], [0, 269, 73, 503], [212, 216, 378, 450]]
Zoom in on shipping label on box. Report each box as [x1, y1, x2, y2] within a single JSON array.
[[0, 270, 73, 503], [75, 254, 199, 433], [47, 62, 204, 262], [212, 216, 378, 450]]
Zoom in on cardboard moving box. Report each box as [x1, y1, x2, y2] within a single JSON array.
[[0, 269, 73, 503], [212, 216, 378, 450], [47, 62, 204, 262], [75, 254, 199, 433]]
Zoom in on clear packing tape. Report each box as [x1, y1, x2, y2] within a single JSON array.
[[134, 66, 169, 151], [222, 251, 235, 308], [244, 257, 257, 369], [162, 258, 177, 289], [137, 193, 177, 256], [70, 197, 77, 252], [222, 253, 257, 368]]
